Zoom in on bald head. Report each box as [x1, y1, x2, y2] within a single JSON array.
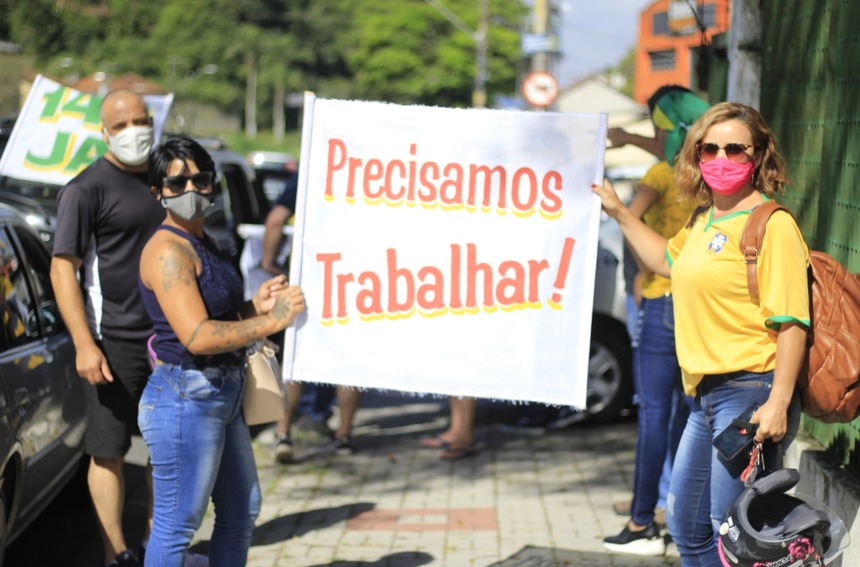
[[100, 89, 153, 170], [100, 89, 150, 134]]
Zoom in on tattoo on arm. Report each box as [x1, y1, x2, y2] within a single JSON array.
[[186, 316, 273, 353], [160, 241, 198, 291], [270, 297, 293, 319], [186, 319, 206, 349]]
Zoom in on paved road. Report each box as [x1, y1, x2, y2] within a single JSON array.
[[7, 392, 681, 567], [224, 392, 677, 566]]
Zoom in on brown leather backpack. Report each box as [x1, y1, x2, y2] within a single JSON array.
[[740, 201, 860, 423]]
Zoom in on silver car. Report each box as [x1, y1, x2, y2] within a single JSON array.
[[0, 203, 87, 557], [581, 166, 648, 423]]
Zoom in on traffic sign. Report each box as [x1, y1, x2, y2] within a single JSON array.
[[521, 33, 561, 55], [521, 71, 559, 108]]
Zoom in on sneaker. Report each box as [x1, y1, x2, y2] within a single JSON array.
[[330, 435, 355, 455], [603, 523, 666, 556], [545, 407, 585, 430], [274, 435, 295, 464], [610, 501, 666, 527], [107, 550, 141, 567]]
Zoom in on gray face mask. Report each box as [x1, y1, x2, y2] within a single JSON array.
[[160, 191, 214, 221]]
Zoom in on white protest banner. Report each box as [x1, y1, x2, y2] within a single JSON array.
[[283, 95, 606, 406], [0, 74, 173, 185]]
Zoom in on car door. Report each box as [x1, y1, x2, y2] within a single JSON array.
[[0, 220, 83, 515], [205, 158, 270, 267]]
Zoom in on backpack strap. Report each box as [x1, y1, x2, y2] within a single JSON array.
[[739, 201, 796, 305]]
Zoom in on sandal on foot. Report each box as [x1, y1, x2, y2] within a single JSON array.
[[419, 436, 451, 449], [440, 446, 477, 460]]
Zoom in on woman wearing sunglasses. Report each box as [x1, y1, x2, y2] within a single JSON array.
[[137, 136, 305, 566], [593, 102, 809, 567]]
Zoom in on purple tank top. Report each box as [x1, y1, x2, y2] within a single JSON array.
[[139, 225, 245, 366]]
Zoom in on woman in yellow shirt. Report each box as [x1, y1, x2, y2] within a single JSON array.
[[594, 102, 808, 567]]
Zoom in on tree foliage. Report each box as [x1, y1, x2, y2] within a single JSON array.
[[608, 46, 636, 99], [345, 0, 524, 107], [4, 0, 527, 128]]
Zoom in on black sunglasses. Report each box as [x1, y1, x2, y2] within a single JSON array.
[[163, 171, 214, 193], [696, 142, 755, 163]]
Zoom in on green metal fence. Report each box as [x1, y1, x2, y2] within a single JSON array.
[[760, 0, 860, 474]]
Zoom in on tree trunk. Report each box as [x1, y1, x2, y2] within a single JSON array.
[[273, 84, 285, 142], [245, 51, 257, 138]]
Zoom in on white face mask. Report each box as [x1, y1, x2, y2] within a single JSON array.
[[161, 191, 214, 221], [104, 125, 154, 166]]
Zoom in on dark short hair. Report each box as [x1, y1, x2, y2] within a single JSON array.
[[148, 136, 215, 189], [646, 84, 692, 114]]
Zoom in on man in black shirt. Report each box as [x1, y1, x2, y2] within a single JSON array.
[[51, 89, 163, 567]]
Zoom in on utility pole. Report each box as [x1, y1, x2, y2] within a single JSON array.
[[532, 0, 549, 72], [520, 0, 559, 110], [425, 0, 489, 108]]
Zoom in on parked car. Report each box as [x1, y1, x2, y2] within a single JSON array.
[[559, 165, 645, 425], [0, 113, 16, 159], [587, 200, 634, 422], [246, 150, 297, 204], [190, 138, 272, 264], [0, 177, 57, 249], [0, 137, 270, 266], [0, 203, 87, 558], [581, 164, 655, 424]]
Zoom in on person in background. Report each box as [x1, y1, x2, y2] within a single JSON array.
[[274, 384, 362, 462], [51, 89, 162, 567], [602, 86, 707, 555], [259, 155, 298, 277], [259, 162, 362, 463], [420, 396, 477, 460], [138, 136, 305, 565], [594, 102, 808, 566], [622, 244, 643, 347]]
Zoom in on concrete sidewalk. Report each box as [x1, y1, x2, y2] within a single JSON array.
[[193, 391, 681, 567]]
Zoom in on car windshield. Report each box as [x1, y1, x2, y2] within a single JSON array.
[[0, 177, 61, 215]]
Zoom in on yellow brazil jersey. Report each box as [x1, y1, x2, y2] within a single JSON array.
[[666, 205, 810, 396], [638, 161, 697, 298]]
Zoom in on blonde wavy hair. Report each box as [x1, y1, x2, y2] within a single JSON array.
[[674, 102, 789, 205]]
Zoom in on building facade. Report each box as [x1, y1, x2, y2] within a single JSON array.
[[634, 0, 732, 104]]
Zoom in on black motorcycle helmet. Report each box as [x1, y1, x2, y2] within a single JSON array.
[[718, 469, 849, 567]]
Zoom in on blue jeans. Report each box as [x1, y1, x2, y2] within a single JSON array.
[[630, 295, 690, 526], [625, 294, 640, 349], [139, 363, 261, 567], [667, 371, 800, 567]]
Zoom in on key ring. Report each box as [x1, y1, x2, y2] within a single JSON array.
[[741, 442, 764, 486]]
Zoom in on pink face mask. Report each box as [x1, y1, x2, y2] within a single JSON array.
[[699, 158, 755, 195]]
